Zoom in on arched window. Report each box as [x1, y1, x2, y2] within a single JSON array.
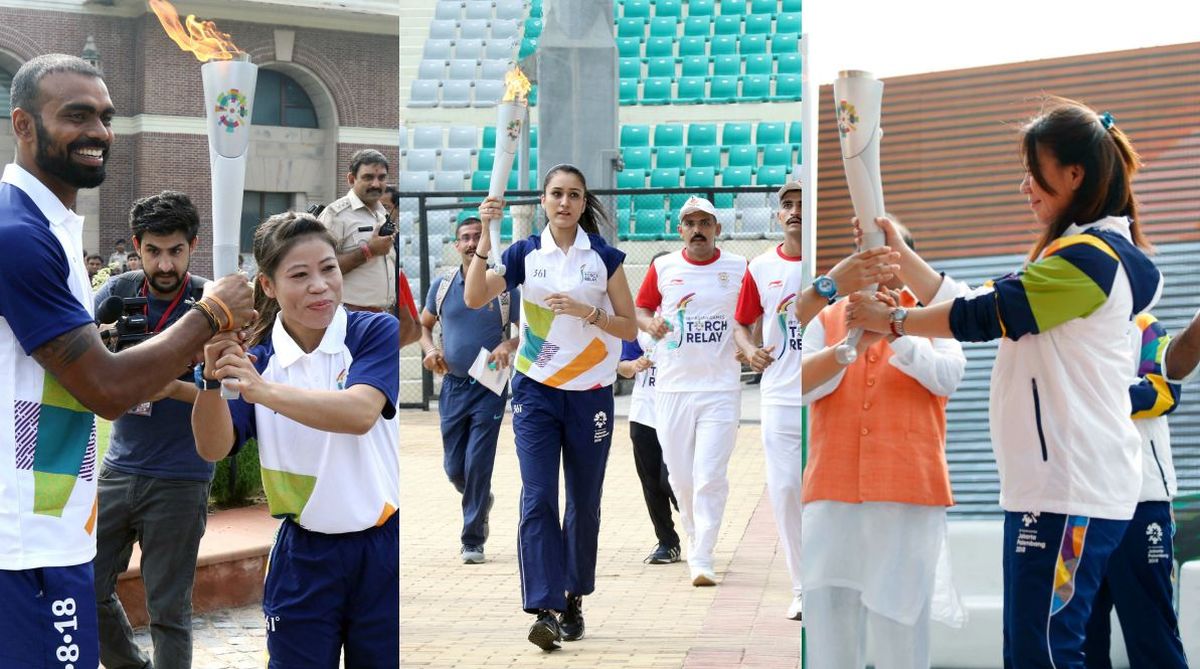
[[0, 67, 12, 118], [252, 69, 318, 128]]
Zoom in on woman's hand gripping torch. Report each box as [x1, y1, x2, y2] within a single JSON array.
[[484, 68, 532, 277], [832, 71, 887, 365]]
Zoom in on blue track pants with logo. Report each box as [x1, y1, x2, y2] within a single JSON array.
[[0, 562, 99, 669], [439, 373, 506, 547]]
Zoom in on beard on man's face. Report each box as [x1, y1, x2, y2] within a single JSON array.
[[34, 115, 109, 189], [148, 270, 185, 295]]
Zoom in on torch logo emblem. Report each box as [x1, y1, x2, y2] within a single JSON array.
[[505, 118, 523, 141], [837, 99, 859, 137], [214, 88, 249, 133]]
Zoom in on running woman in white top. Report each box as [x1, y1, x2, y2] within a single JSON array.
[[192, 212, 399, 668], [464, 164, 638, 651]]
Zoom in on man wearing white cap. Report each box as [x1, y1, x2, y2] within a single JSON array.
[[635, 196, 747, 586]]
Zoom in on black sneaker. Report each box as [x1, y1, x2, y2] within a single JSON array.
[[559, 594, 584, 641], [527, 610, 562, 651], [644, 543, 682, 564]]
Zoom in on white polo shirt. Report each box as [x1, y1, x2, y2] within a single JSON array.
[[734, 245, 804, 406], [621, 332, 659, 429], [0, 164, 99, 569], [231, 307, 399, 534], [501, 226, 626, 391], [635, 248, 747, 393]]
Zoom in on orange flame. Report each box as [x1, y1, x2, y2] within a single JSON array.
[[149, 0, 243, 62], [502, 67, 532, 103]]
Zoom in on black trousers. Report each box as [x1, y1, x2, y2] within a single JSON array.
[[629, 421, 679, 548]]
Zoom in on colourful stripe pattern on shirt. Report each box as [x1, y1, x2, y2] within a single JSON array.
[[1130, 313, 1180, 419], [15, 373, 96, 518]]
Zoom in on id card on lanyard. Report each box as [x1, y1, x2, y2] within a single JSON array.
[[128, 273, 192, 417]]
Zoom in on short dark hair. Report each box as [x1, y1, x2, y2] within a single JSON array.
[[456, 216, 482, 235], [11, 54, 104, 117], [348, 149, 388, 177], [126, 251, 139, 260], [87, 254, 103, 263], [383, 185, 400, 208], [128, 191, 201, 243]]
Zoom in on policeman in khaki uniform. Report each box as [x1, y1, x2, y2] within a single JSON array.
[[318, 149, 397, 312]]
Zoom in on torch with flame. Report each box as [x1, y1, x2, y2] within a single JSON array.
[[485, 67, 532, 277], [152, 0, 256, 399]]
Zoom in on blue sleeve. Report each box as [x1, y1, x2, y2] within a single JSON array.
[[508, 286, 521, 324], [591, 234, 626, 279], [346, 312, 400, 420], [423, 276, 442, 316], [0, 221, 94, 354], [620, 339, 644, 361], [502, 239, 532, 293]]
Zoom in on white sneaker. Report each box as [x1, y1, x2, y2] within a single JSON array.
[[690, 567, 717, 587], [786, 594, 803, 620], [461, 545, 485, 564]]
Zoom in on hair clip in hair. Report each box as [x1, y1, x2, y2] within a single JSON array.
[[1099, 111, 1115, 130]]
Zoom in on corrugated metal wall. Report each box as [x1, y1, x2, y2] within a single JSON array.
[[932, 242, 1200, 518]]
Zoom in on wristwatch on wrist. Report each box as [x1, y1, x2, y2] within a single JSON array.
[[889, 307, 909, 338], [193, 364, 221, 391], [813, 275, 837, 304]]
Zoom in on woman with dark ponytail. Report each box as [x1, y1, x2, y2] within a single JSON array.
[[191, 211, 399, 667], [464, 164, 637, 651], [844, 98, 1164, 667]]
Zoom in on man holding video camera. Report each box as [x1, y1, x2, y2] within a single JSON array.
[[318, 148, 397, 313], [91, 190, 214, 669]]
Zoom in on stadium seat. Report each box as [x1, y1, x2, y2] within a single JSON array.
[[406, 149, 439, 172], [398, 126, 409, 151], [424, 39, 453, 60], [744, 13, 773, 34], [624, 0, 652, 18], [484, 39, 516, 59], [496, 0, 525, 20], [616, 37, 643, 58], [771, 33, 800, 55], [645, 36, 674, 57], [708, 75, 738, 103], [455, 39, 484, 59], [654, 123, 685, 147], [618, 168, 648, 188], [441, 148, 472, 173], [679, 35, 708, 57], [651, 167, 682, 188], [476, 147, 496, 171], [519, 37, 540, 59], [474, 79, 503, 106], [683, 15, 711, 37], [400, 170, 433, 191], [776, 52, 802, 76], [776, 12, 802, 34], [756, 121, 787, 146], [428, 20, 457, 40], [464, 0, 492, 20], [434, 170, 467, 191], [685, 166, 717, 188], [690, 145, 721, 168], [527, 83, 538, 106], [619, 78, 640, 105], [642, 77, 673, 104], [718, 0, 747, 15], [482, 125, 497, 146], [524, 17, 544, 39], [714, 15, 742, 35], [740, 74, 771, 102], [530, 125, 538, 147], [722, 122, 753, 147], [418, 59, 446, 80], [448, 59, 477, 80], [656, 0, 684, 17], [480, 58, 510, 80], [680, 55, 710, 77], [617, 17, 647, 39], [772, 73, 801, 101], [710, 34, 737, 55], [675, 76, 707, 103], [490, 20, 520, 41], [619, 57, 642, 79], [408, 79, 440, 108], [460, 19, 489, 40], [757, 164, 788, 185], [440, 80, 472, 107], [435, 0, 462, 21], [413, 126, 443, 149], [656, 146, 687, 170], [649, 16, 679, 37], [624, 146, 653, 171], [687, 123, 719, 147], [763, 144, 793, 166], [727, 144, 758, 169], [647, 56, 676, 78], [721, 165, 754, 186], [749, 0, 777, 12], [789, 120, 802, 148], [633, 209, 667, 240], [738, 33, 767, 55], [744, 53, 772, 75], [712, 53, 741, 76], [470, 170, 491, 191], [621, 124, 652, 147], [781, 0, 801, 10], [529, 0, 544, 15], [688, 0, 716, 16]]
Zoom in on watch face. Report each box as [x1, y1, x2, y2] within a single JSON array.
[[815, 276, 835, 297]]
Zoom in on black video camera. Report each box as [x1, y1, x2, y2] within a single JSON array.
[[96, 295, 151, 352]]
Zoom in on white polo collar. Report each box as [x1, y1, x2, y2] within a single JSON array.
[[1, 163, 83, 228], [538, 224, 590, 254], [271, 304, 349, 368], [346, 188, 385, 217]]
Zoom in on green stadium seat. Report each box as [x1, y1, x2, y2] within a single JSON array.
[[749, 0, 777, 12], [656, 0, 684, 17], [647, 56, 676, 78], [633, 191, 664, 211], [528, 84, 538, 107], [708, 75, 738, 103], [621, 124, 652, 147], [649, 16, 679, 37], [718, 0, 747, 15], [772, 73, 801, 101], [524, 17, 544, 39], [642, 77, 673, 104], [685, 166, 717, 188], [714, 15, 742, 35], [507, 170, 519, 190], [788, 120, 802, 148], [727, 144, 758, 169], [710, 34, 737, 55], [519, 37, 539, 59], [678, 35, 708, 57], [675, 76, 708, 103], [757, 164, 788, 185], [617, 37, 642, 58], [690, 145, 721, 168], [721, 165, 754, 186], [680, 55, 710, 77], [762, 143, 794, 166], [738, 33, 767, 55], [617, 17, 647, 38], [776, 52, 801, 76], [712, 53, 741, 76], [651, 167, 682, 188], [477, 147, 496, 171], [756, 121, 787, 145], [617, 167, 648, 188], [771, 33, 800, 55], [619, 78, 640, 104], [656, 146, 687, 170], [645, 36, 674, 57], [744, 13, 773, 34], [619, 56, 642, 79], [683, 15, 711, 37], [617, 209, 632, 239], [482, 126, 496, 145], [722, 121, 753, 147], [654, 123, 685, 146], [687, 122, 719, 147], [633, 209, 667, 240], [776, 11, 801, 33], [780, 0, 800, 10], [688, 0, 715, 16], [624, 146, 653, 171], [740, 74, 771, 102], [471, 170, 491, 191], [744, 53, 772, 75], [530, 126, 539, 148], [623, 0, 651, 18], [530, 0, 544, 14]]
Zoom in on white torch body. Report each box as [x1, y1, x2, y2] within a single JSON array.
[[486, 101, 527, 277]]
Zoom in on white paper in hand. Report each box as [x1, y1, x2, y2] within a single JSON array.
[[468, 347, 509, 396]]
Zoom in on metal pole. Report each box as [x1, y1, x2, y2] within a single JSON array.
[[418, 196, 432, 409], [798, 31, 814, 669]]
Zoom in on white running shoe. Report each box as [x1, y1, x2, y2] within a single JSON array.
[[690, 567, 717, 586], [786, 594, 803, 621]]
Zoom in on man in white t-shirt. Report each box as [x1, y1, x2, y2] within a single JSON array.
[[635, 197, 746, 587]]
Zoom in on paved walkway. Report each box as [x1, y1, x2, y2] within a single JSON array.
[[400, 404, 803, 668]]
